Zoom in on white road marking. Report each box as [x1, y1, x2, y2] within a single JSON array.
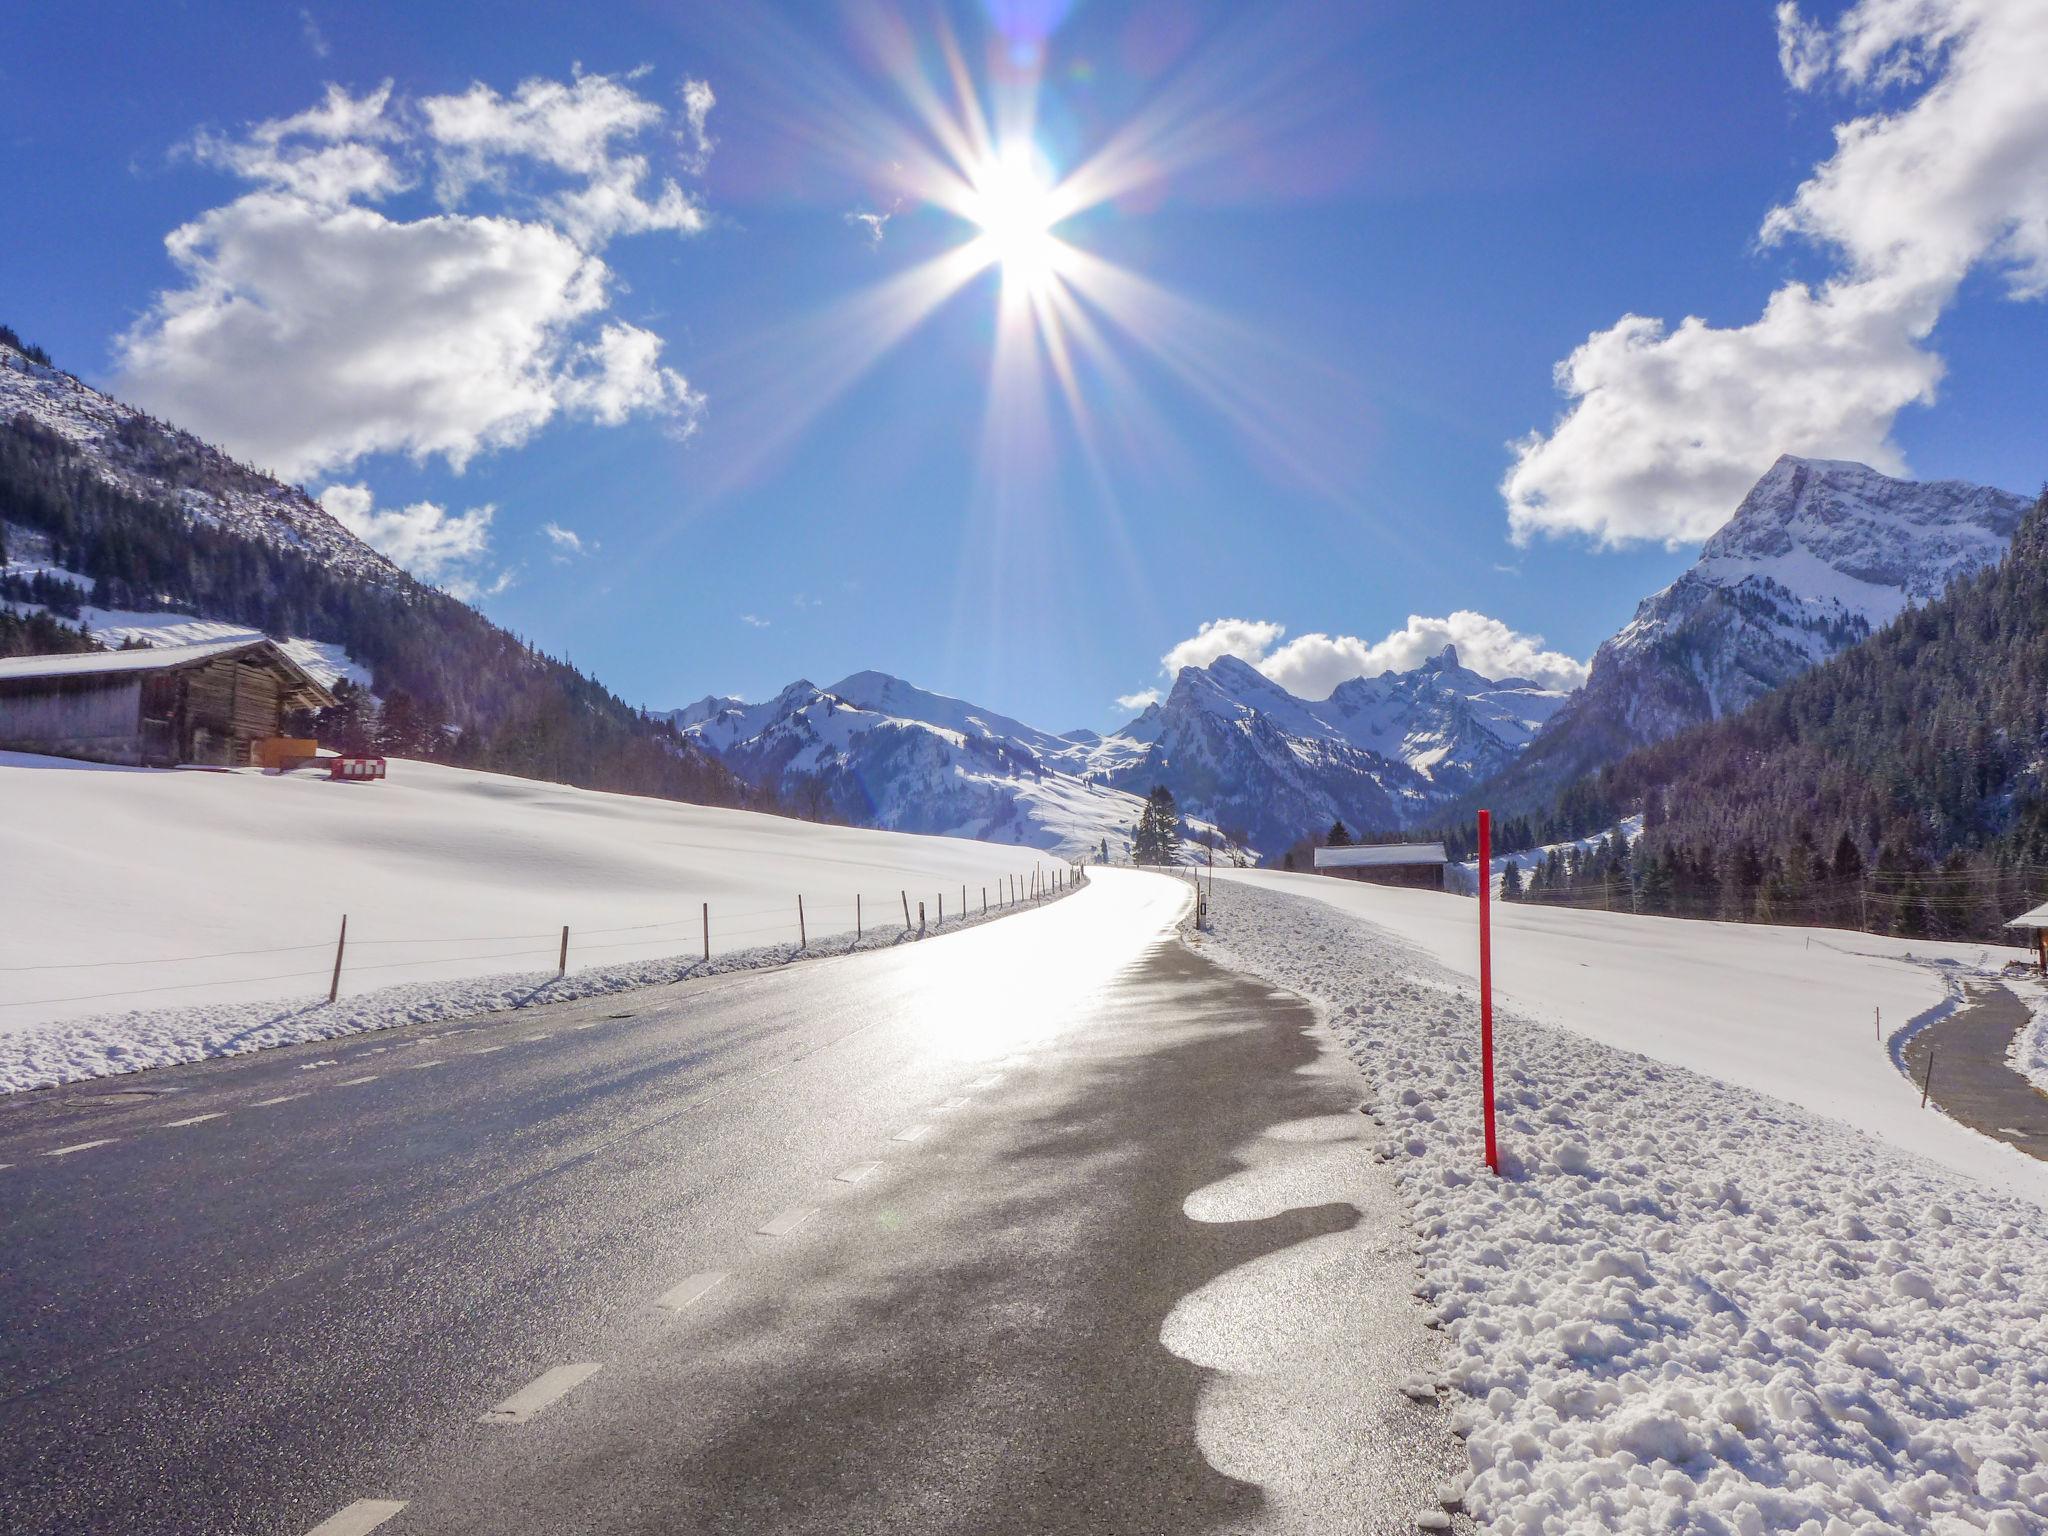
[[835, 1161, 883, 1184], [890, 1124, 931, 1143], [756, 1205, 820, 1237], [253, 1093, 309, 1107], [43, 1139, 116, 1157], [471, 1046, 506, 1055], [404, 1060, 445, 1070], [164, 1112, 225, 1128], [298, 1060, 340, 1071], [522, 1033, 553, 1042], [480, 1363, 602, 1425], [935, 1096, 972, 1111], [967, 1074, 1005, 1090], [655, 1271, 728, 1312], [304, 1497, 408, 1535], [567, 1021, 600, 1030], [0, 1163, 12, 1172], [336, 1075, 380, 1086]]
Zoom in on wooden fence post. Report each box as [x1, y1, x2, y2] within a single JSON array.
[[702, 902, 709, 963], [857, 893, 862, 940], [328, 914, 347, 1004], [558, 924, 569, 978], [798, 894, 806, 949], [918, 900, 925, 931], [1921, 1047, 1936, 1109], [938, 893, 944, 926], [902, 890, 911, 931]]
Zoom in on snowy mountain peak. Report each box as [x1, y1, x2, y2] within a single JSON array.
[[1480, 455, 2030, 814], [1690, 454, 2028, 621]]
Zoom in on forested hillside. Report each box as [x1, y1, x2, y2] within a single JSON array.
[[1507, 488, 2048, 940], [0, 334, 742, 807]]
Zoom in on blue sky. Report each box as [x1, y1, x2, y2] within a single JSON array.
[[6, 1, 2045, 729]]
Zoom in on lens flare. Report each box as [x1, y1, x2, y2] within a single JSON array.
[[963, 144, 1063, 294]]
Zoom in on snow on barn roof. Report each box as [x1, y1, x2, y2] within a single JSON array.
[[0, 637, 335, 703], [2005, 901, 2048, 929], [1314, 842, 1448, 869]]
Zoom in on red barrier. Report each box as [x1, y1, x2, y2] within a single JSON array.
[[1479, 808, 1499, 1174]]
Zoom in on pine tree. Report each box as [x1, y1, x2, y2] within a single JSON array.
[[1326, 819, 1352, 847], [1499, 861, 1524, 900]]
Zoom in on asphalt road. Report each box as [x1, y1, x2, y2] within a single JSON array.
[[0, 868, 1458, 1535], [1904, 980, 2048, 1160]]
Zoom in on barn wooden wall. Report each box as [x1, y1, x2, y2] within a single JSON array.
[[0, 677, 145, 764]]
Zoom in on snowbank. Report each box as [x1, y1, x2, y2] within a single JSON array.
[[1194, 879, 2048, 1535], [2008, 980, 2048, 1099], [1216, 870, 2040, 1199], [0, 752, 1062, 1086]]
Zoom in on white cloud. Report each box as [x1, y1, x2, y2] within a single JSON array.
[[1114, 688, 1162, 712], [679, 79, 716, 176], [1160, 618, 1288, 674], [319, 482, 505, 599], [540, 521, 592, 562], [1153, 612, 1588, 698], [299, 9, 330, 60], [846, 209, 892, 247], [1506, 0, 2048, 548], [117, 72, 712, 482], [740, 613, 770, 628]]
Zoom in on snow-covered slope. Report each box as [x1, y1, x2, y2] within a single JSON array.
[[664, 674, 1237, 861], [0, 751, 1058, 1085], [1086, 648, 1570, 855], [0, 341, 400, 588], [1487, 456, 2029, 811]]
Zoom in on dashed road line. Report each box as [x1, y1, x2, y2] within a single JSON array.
[[522, 1033, 553, 1042], [336, 1075, 381, 1087], [835, 1161, 884, 1184], [404, 1059, 445, 1070], [471, 1046, 506, 1056], [567, 1021, 601, 1030], [43, 1139, 116, 1157], [298, 1060, 340, 1071], [164, 1112, 226, 1128], [655, 1271, 728, 1312], [480, 1363, 603, 1425], [756, 1205, 820, 1237], [935, 1096, 972, 1111], [303, 1497, 408, 1535], [890, 1124, 931, 1143], [253, 1092, 310, 1107], [967, 1074, 1004, 1090]]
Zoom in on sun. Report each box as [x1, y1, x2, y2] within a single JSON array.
[[963, 144, 1063, 293]]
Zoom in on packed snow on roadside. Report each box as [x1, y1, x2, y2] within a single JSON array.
[[1195, 879, 2048, 1536], [0, 752, 1067, 1092], [2008, 978, 2048, 1099]]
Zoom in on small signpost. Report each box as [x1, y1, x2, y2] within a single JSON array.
[[1478, 809, 1499, 1175]]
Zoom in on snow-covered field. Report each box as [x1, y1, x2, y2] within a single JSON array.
[[1196, 877, 2048, 1534], [0, 752, 1060, 1090], [1217, 870, 2041, 1201]]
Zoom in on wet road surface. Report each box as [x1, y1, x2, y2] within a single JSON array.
[[0, 870, 1456, 1535]]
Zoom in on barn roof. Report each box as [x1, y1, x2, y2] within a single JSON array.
[[0, 637, 336, 706], [1314, 842, 1449, 869], [2005, 901, 2048, 929]]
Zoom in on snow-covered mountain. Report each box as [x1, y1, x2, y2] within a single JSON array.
[[1481, 455, 2031, 811], [675, 650, 1569, 862], [0, 341, 401, 588], [1081, 647, 1569, 854], [665, 673, 1238, 862]]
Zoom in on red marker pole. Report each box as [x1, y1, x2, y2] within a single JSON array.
[[1478, 809, 1499, 1175]]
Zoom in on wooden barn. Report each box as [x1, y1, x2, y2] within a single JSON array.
[[1313, 841, 1449, 890], [0, 638, 335, 768]]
